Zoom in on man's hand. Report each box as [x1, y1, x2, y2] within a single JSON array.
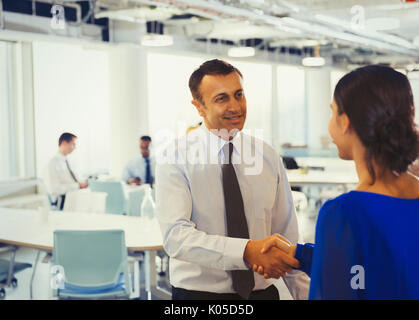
[[244, 234, 300, 279], [79, 181, 88, 189], [128, 178, 142, 185], [252, 234, 300, 279]]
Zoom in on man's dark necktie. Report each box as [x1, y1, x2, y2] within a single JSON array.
[[65, 159, 78, 183], [145, 157, 151, 184], [222, 142, 255, 299]]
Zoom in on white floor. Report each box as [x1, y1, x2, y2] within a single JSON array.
[[0, 210, 317, 300]]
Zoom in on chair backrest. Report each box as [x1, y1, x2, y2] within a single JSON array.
[[282, 157, 299, 170], [52, 229, 129, 291], [127, 188, 145, 217], [63, 190, 107, 214], [88, 180, 126, 215]]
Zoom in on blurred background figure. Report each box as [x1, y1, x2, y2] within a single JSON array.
[[44, 132, 88, 210], [122, 136, 155, 186]]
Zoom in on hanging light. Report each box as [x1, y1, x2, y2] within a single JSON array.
[[302, 46, 325, 67], [141, 21, 173, 47], [141, 34, 173, 47]]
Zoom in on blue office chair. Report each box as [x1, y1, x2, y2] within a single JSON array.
[[51, 230, 131, 299], [127, 188, 145, 217], [88, 180, 127, 215]]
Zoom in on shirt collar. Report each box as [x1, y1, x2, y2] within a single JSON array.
[[199, 123, 242, 162]]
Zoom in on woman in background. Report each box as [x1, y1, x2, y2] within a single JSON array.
[[256, 65, 419, 299]]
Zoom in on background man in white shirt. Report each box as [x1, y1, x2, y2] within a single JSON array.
[[156, 59, 310, 300], [122, 136, 155, 186], [45, 132, 88, 210]]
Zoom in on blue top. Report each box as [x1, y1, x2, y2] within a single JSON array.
[[295, 191, 419, 300]]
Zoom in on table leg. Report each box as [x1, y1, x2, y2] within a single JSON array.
[[144, 250, 171, 300], [6, 246, 17, 287], [30, 250, 41, 300]]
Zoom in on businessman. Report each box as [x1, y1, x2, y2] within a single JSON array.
[[122, 136, 155, 186], [45, 132, 88, 210], [155, 59, 310, 300]]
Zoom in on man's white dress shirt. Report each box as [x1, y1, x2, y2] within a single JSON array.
[[44, 153, 79, 202], [122, 156, 155, 184], [155, 124, 310, 299]]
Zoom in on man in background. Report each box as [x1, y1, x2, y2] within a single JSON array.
[[122, 136, 155, 186], [45, 132, 88, 210]]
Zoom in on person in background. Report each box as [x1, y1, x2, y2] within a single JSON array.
[[254, 65, 419, 299], [122, 136, 155, 186], [45, 132, 88, 210]]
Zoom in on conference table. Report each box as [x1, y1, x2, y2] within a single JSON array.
[[286, 169, 359, 190], [0, 207, 170, 300]]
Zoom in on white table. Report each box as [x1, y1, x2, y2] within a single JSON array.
[[0, 207, 169, 300], [286, 169, 358, 187]]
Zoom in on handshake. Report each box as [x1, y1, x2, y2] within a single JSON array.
[[243, 234, 300, 279]]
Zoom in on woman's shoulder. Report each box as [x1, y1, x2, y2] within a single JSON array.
[[318, 191, 377, 224], [318, 190, 419, 224]]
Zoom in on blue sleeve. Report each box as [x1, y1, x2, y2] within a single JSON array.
[[295, 243, 314, 277], [308, 198, 359, 300]]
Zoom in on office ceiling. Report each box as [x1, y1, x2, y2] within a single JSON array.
[[95, 0, 419, 68]]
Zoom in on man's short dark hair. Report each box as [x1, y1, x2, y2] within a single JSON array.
[[140, 136, 152, 142], [59, 132, 77, 146], [189, 59, 243, 104]]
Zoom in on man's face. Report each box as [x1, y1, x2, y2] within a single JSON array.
[[192, 72, 247, 135], [62, 138, 76, 155], [140, 140, 150, 158]]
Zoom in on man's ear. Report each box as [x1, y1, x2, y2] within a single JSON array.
[[192, 99, 206, 118]]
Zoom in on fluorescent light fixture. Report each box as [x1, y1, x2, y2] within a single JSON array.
[[141, 34, 173, 47], [302, 56, 325, 67], [228, 46, 255, 58]]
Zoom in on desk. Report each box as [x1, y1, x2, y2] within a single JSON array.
[[286, 169, 358, 187], [0, 207, 169, 300]]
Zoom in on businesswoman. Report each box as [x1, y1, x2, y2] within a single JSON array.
[[256, 65, 419, 299]]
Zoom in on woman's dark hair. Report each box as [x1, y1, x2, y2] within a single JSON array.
[[334, 65, 419, 183], [189, 59, 242, 104]]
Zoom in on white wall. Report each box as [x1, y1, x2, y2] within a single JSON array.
[[305, 69, 332, 150], [277, 65, 306, 146], [32, 41, 111, 178], [107, 44, 149, 178], [147, 52, 204, 139], [0, 42, 14, 179]]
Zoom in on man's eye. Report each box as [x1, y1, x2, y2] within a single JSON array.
[[216, 96, 226, 102]]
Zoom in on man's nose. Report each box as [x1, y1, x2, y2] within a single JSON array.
[[227, 98, 242, 114]]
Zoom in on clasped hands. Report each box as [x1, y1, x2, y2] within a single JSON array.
[[243, 234, 299, 279]]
